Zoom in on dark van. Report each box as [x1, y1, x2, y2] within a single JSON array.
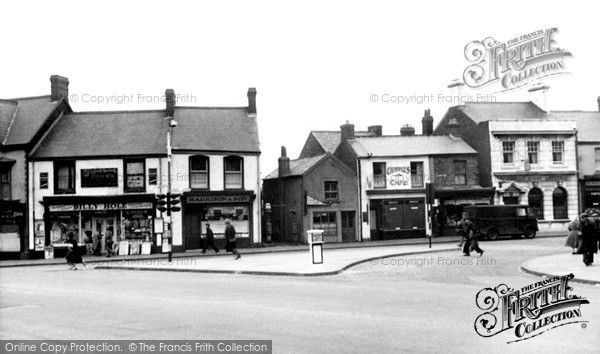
[[462, 205, 539, 240]]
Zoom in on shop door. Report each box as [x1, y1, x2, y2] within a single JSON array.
[[93, 217, 116, 253], [404, 199, 425, 229], [184, 209, 203, 250], [341, 211, 355, 242]]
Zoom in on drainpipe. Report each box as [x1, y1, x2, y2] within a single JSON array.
[[356, 157, 363, 242]]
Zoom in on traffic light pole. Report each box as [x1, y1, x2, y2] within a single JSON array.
[[167, 128, 173, 263]]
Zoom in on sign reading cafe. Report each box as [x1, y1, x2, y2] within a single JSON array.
[[463, 28, 572, 91]]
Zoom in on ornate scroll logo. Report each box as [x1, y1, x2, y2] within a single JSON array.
[[474, 274, 589, 343]]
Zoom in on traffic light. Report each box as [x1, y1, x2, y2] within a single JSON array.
[[155, 193, 182, 216]]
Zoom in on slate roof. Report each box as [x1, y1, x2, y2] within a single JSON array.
[[31, 106, 260, 159], [0, 96, 60, 146], [459, 102, 547, 123], [173, 107, 259, 153], [264, 154, 328, 180], [549, 111, 600, 142], [31, 110, 168, 158], [348, 135, 477, 157], [310, 130, 374, 154]]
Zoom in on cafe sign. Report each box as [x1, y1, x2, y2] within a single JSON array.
[[49, 202, 153, 212], [81, 168, 118, 188]]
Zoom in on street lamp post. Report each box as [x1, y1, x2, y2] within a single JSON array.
[[167, 120, 176, 262]]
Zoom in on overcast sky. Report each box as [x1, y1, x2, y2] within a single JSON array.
[[1, 0, 598, 177]]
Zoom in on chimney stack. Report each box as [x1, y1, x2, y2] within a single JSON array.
[[165, 89, 176, 117], [278, 146, 291, 177], [400, 124, 415, 136], [247, 87, 257, 116], [528, 84, 550, 113], [368, 125, 382, 137], [50, 75, 69, 102], [447, 79, 465, 101], [341, 120, 355, 142], [422, 109, 434, 136]]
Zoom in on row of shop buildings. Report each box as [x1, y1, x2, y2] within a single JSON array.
[[263, 85, 600, 243], [1, 76, 261, 259], [1, 76, 599, 258]]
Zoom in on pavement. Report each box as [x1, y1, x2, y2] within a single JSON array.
[[3, 231, 598, 285]]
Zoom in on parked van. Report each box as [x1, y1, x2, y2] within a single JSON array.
[[462, 205, 539, 240]]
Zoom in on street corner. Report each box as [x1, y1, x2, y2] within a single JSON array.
[[520, 253, 600, 286]]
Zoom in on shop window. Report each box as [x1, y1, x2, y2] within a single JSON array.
[[0, 167, 10, 200], [454, 160, 467, 185], [313, 211, 337, 238], [552, 141, 564, 164], [410, 161, 424, 188], [527, 141, 539, 165], [502, 141, 515, 164], [324, 181, 338, 201], [124, 159, 145, 193], [54, 161, 75, 194], [204, 206, 250, 236], [40, 172, 48, 189], [528, 187, 544, 220], [49, 212, 79, 245], [148, 168, 158, 185], [190, 155, 209, 189], [373, 162, 386, 189], [224, 156, 243, 189], [552, 187, 568, 219], [595, 148, 600, 172]]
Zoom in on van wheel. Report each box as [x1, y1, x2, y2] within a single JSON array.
[[524, 226, 536, 239], [487, 229, 499, 240]]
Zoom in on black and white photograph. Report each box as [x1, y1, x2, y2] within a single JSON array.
[[1, 1, 599, 353]]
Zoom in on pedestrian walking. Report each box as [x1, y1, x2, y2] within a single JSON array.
[[457, 212, 469, 248], [105, 230, 115, 257], [462, 213, 484, 257], [66, 232, 86, 270], [579, 213, 598, 266], [92, 231, 102, 256], [565, 216, 582, 254], [202, 223, 219, 254], [224, 219, 241, 260]]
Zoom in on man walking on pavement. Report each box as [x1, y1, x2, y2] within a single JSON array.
[[462, 212, 484, 257], [225, 219, 241, 260], [202, 223, 219, 254]]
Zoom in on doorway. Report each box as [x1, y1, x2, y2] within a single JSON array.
[[341, 211, 355, 242], [93, 216, 116, 253]]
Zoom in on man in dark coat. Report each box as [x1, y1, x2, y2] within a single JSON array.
[[202, 223, 219, 254], [225, 219, 241, 260], [580, 213, 598, 266], [462, 213, 484, 257], [66, 232, 87, 270]]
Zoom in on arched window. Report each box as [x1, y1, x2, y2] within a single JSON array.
[[190, 155, 209, 189], [224, 156, 243, 189], [552, 187, 567, 220], [528, 187, 544, 220]]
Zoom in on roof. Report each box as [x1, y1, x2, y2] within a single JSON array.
[[348, 135, 477, 157], [31, 106, 260, 159], [264, 155, 326, 179], [310, 130, 374, 154], [459, 101, 547, 123], [0, 96, 60, 145], [173, 107, 259, 152], [31, 110, 168, 158], [549, 111, 600, 142]]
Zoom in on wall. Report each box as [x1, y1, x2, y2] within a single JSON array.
[[578, 144, 600, 177], [1, 150, 27, 202], [433, 155, 479, 187]]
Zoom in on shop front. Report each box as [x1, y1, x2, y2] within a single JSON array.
[[0, 201, 26, 259], [582, 178, 600, 213], [40, 194, 157, 257], [367, 191, 427, 240], [182, 191, 256, 250], [432, 187, 496, 237]]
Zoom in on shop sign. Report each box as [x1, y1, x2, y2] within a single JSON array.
[[499, 174, 568, 183], [81, 168, 118, 188], [187, 195, 252, 204], [49, 202, 153, 212]]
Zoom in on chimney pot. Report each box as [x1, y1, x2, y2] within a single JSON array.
[[278, 145, 291, 177], [422, 109, 434, 136], [165, 89, 176, 117], [247, 88, 257, 115], [50, 75, 69, 102]]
